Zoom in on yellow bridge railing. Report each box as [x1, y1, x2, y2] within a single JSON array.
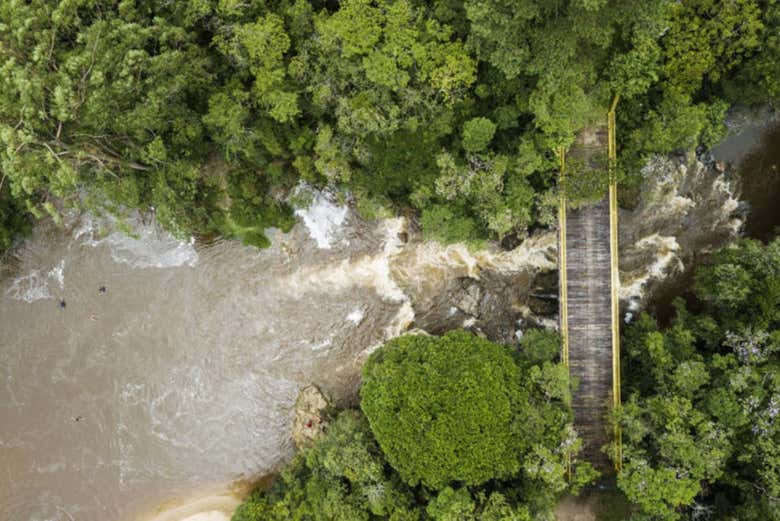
[[608, 94, 622, 473], [558, 146, 569, 369], [557, 146, 572, 481]]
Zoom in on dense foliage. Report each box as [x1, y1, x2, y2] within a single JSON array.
[[617, 239, 780, 520], [361, 330, 578, 489], [232, 411, 420, 521], [234, 329, 595, 520], [1, 1, 779, 253]]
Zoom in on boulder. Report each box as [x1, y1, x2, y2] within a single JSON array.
[[292, 385, 330, 449]]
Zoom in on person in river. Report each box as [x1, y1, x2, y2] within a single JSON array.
[[58, 299, 66, 309], [98, 285, 107, 294]]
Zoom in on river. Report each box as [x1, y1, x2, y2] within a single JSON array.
[[1, 112, 777, 521], [0, 195, 414, 521], [0, 188, 559, 521], [645, 111, 780, 323]]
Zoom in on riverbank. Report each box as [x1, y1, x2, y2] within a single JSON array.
[[142, 493, 240, 521]]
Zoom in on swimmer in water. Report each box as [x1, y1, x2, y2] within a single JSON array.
[[73, 416, 85, 422], [59, 299, 66, 309], [98, 285, 107, 294]]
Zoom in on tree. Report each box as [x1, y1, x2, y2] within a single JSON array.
[[519, 329, 561, 365], [661, 0, 764, 99], [723, 2, 780, 103], [462, 118, 497, 153], [426, 487, 476, 521], [694, 239, 780, 329], [0, 1, 214, 225], [360, 330, 576, 490]]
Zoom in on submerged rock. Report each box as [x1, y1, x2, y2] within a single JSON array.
[[292, 385, 331, 448], [453, 281, 482, 315], [392, 231, 558, 344]]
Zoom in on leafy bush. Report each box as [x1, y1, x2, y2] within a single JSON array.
[[232, 410, 419, 521]]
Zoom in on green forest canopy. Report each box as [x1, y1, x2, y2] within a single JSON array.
[[360, 330, 581, 490], [1, 0, 778, 252], [618, 239, 780, 520]]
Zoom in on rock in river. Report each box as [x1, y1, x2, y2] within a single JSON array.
[[292, 385, 331, 449]]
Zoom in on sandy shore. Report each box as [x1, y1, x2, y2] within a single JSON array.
[[139, 491, 243, 521]]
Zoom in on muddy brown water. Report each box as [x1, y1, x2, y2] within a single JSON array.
[[0, 194, 555, 521], [0, 206, 409, 521]]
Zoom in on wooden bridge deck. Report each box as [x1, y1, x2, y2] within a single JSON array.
[[563, 197, 615, 472], [558, 111, 621, 474]]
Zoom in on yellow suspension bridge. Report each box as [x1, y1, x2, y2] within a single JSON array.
[[558, 96, 622, 474]]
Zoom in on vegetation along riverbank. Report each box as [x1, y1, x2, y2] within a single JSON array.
[[1, 0, 778, 253]]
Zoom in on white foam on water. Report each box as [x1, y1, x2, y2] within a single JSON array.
[[294, 189, 348, 249], [73, 214, 99, 242], [620, 234, 683, 302], [284, 218, 407, 302], [310, 338, 333, 351], [382, 301, 415, 339], [395, 231, 557, 284], [5, 270, 52, 302], [358, 301, 418, 361], [712, 176, 742, 232], [77, 214, 198, 269], [5, 258, 66, 303], [101, 228, 197, 269], [346, 308, 365, 324], [48, 259, 65, 289]]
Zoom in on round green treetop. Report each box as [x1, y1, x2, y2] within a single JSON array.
[[461, 117, 497, 153], [360, 330, 528, 489]]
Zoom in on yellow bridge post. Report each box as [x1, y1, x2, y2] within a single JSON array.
[[608, 95, 622, 473], [557, 145, 572, 481]]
